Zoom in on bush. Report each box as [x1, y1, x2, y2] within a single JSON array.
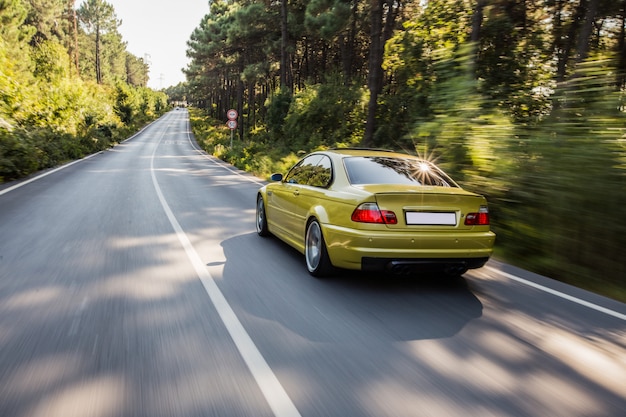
[[0, 130, 38, 181]]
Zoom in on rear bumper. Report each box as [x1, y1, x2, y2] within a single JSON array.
[[323, 224, 495, 271], [362, 257, 489, 274]]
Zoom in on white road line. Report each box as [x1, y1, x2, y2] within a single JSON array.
[[0, 112, 167, 197], [151, 118, 302, 417], [183, 117, 266, 186], [0, 153, 100, 196], [485, 266, 626, 321]]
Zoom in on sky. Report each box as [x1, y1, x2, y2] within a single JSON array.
[[79, 1, 211, 89]]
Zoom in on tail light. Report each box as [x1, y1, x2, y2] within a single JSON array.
[[465, 206, 490, 226], [351, 203, 398, 224]]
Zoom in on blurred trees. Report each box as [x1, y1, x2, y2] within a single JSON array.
[[186, 0, 626, 296], [1, 0, 167, 182]]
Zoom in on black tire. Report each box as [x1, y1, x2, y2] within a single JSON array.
[[305, 219, 333, 277], [256, 195, 270, 237]]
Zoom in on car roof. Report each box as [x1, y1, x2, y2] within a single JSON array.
[[324, 148, 421, 159]]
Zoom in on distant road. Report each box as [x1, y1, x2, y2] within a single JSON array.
[[1, 109, 624, 417]]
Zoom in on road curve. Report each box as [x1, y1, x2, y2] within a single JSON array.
[[0, 110, 624, 417]]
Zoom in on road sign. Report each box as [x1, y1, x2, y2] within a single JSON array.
[[227, 109, 238, 120], [227, 120, 237, 130]]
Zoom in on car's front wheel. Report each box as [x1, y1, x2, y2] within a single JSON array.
[[256, 195, 269, 237], [305, 219, 333, 277]]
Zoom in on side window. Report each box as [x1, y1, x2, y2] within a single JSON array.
[[285, 155, 322, 184], [284, 155, 332, 188], [309, 156, 332, 188]]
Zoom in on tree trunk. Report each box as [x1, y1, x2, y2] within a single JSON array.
[[95, 23, 101, 84], [280, 0, 292, 92], [470, 0, 487, 42], [617, 0, 626, 89], [248, 81, 255, 130], [556, 0, 586, 81], [238, 60, 245, 141], [341, 1, 358, 83], [362, 0, 385, 147], [68, 0, 80, 77], [576, 0, 599, 63], [363, 0, 398, 147]]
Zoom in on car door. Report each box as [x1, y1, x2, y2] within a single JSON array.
[[290, 155, 333, 239], [269, 155, 325, 246]]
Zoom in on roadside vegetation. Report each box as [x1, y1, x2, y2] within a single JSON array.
[[181, 0, 626, 302], [0, 0, 168, 182]]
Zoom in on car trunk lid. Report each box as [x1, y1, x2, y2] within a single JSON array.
[[359, 186, 488, 231]]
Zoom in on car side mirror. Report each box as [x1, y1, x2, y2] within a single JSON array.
[[270, 173, 283, 182]]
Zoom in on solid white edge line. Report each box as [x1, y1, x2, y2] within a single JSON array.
[[183, 115, 265, 186], [0, 153, 99, 197], [485, 266, 626, 321], [0, 112, 168, 197], [150, 117, 302, 417]]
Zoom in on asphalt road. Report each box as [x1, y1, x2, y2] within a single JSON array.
[[1, 109, 624, 417]]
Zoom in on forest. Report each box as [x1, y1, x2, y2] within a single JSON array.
[[179, 0, 626, 300], [0, 0, 168, 182]]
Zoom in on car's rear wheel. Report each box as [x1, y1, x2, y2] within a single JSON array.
[[256, 195, 269, 237], [305, 219, 333, 277]]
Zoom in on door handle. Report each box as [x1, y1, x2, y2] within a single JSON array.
[[293, 190, 299, 196]]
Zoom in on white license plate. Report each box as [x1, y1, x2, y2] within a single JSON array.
[[405, 212, 456, 225]]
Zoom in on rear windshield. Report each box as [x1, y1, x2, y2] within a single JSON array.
[[343, 156, 458, 187]]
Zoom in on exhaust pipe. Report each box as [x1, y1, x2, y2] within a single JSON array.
[[386, 261, 468, 276]]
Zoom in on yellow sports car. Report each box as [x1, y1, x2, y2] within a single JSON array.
[[256, 149, 495, 277]]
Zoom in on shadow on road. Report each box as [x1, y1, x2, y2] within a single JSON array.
[[219, 232, 483, 343]]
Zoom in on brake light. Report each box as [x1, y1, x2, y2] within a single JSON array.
[[465, 206, 490, 225], [351, 203, 398, 224]]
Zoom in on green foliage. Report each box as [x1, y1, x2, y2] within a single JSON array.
[[0, 73, 166, 181], [410, 45, 485, 179], [305, 0, 351, 39], [113, 81, 138, 124], [0, 39, 24, 128], [0, 128, 37, 181], [31, 40, 69, 82], [0, 2, 167, 183], [0, 0, 36, 60], [73, 0, 148, 85], [282, 76, 366, 149], [495, 58, 626, 291], [265, 87, 292, 136]]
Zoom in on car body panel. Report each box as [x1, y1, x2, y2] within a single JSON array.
[[266, 182, 301, 244], [267, 183, 333, 252], [322, 223, 495, 270]]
